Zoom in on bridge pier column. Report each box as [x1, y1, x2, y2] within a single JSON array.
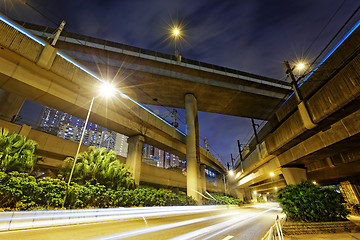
[[282, 167, 307, 185], [126, 135, 145, 185], [216, 174, 225, 193], [185, 93, 202, 204], [0, 89, 25, 122], [230, 188, 245, 202], [244, 188, 252, 203], [199, 164, 206, 194]]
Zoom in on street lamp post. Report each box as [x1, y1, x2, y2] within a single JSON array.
[[172, 27, 181, 63], [62, 82, 115, 207]]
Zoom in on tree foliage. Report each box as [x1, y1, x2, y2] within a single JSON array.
[[277, 181, 349, 222], [62, 147, 135, 190], [0, 171, 196, 210], [0, 128, 41, 173]]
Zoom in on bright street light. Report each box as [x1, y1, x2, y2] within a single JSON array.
[[270, 172, 275, 177], [172, 27, 180, 37], [63, 82, 116, 207], [99, 82, 116, 97], [228, 170, 234, 176], [296, 62, 305, 70]]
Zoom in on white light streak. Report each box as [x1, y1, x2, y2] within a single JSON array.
[[90, 212, 240, 240], [0, 206, 225, 231], [222, 236, 234, 240], [170, 208, 275, 240]]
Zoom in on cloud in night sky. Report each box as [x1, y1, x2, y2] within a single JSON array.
[[1, 0, 360, 166]]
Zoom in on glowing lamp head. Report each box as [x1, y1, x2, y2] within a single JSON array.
[[296, 62, 305, 70], [253, 191, 257, 194], [99, 82, 116, 98], [274, 187, 278, 190], [172, 28, 180, 37], [228, 170, 234, 176], [312, 181, 317, 184], [270, 172, 275, 177]]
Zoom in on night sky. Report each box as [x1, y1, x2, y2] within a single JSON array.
[[1, 0, 359, 166]]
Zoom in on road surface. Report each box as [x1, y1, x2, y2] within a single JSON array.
[[0, 203, 281, 240]]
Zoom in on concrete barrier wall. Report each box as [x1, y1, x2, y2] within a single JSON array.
[[0, 20, 42, 62], [265, 45, 360, 155], [140, 163, 187, 188], [307, 55, 360, 123]]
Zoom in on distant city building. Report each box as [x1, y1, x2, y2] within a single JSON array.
[[37, 106, 128, 157], [142, 144, 186, 171], [37, 107, 72, 135], [37, 106, 186, 168]]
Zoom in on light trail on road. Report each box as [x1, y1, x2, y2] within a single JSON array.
[[0, 203, 281, 240]]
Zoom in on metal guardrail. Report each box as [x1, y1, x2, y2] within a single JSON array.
[[262, 214, 286, 240]]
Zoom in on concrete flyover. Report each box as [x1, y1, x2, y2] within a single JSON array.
[[229, 19, 360, 200], [0, 14, 230, 202], [19, 21, 292, 120]]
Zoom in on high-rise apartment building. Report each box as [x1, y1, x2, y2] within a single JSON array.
[[142, 144, 186, 170], [37, 107, 72, 135], [37, 106, 128, 156]]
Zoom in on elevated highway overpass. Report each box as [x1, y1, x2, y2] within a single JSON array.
[[0, 14, 290, 202], [229, 19, 360, 200]]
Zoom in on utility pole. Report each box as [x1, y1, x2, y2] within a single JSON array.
[[251, 118, 259, 145], [283, 61, 303, 102], [227, 162, 230, 171], [237, 140, 244, 172], [51, 20, 66, 46], [171, 108, 179, 128], [283, 61, 317, 130], [204, 137, 210, 152], [230, 153, 234, 169]]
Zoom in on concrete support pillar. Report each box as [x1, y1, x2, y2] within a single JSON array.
[[233, 189, 245, 202], [18, 124, 32, 137], [126, 135, 145, 185], [0, 89, 25, 122], [282, 167, 307, 185], [185, 93, 201, 203], [199, 164, 206, 194], [216, 174, 225, 193], [244, 188, 252, 203]]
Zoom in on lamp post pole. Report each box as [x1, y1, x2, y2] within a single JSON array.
[[63, 96, 95, 207]]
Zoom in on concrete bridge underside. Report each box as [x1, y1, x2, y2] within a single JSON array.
[[21, 21, 291, 120], [230, 20, 360, 197], [0, 16, 232, 203]]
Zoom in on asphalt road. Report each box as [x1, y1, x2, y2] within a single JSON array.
[[0, 203, 281, 240]]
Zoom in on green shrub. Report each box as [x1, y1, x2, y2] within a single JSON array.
[[277, 181, 349, 222], [204, 192, 242, 205], [0, 171, 195, 210]]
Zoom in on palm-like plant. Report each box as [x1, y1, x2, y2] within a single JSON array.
[[62, 147, 135, 190], [0, 128, 41, 173]]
